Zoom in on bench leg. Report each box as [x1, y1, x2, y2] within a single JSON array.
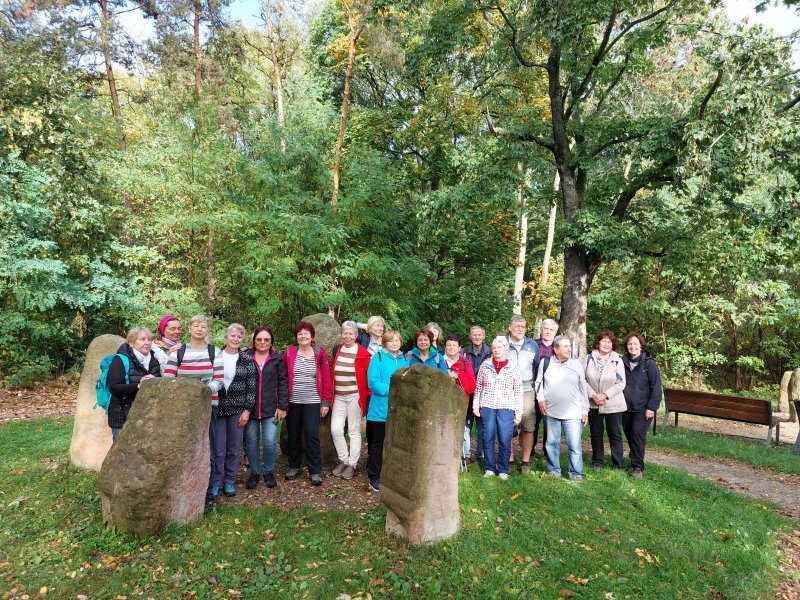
[[661, 411, 669, 434], [776, 421, 780, 446], [794, 430, 800, 454], [674, 412, 678, 428], [765, 425, 773, 448]]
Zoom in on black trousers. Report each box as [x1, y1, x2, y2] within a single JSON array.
[[622, 410, 651, 471], [286, 403, 322, 475], [366, 420, 385, 481], [588, 409, 624, 468], [532, 398, 547, 450]]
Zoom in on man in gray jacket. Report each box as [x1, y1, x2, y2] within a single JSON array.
[[536, 335, 589, 480]]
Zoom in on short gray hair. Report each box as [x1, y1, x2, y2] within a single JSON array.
[[491, 336, 509, 351], [509, 314, 526, 326], [225, 323, 246, 338], [540, 319, 559, 331], [366, 316, 385, 335], [126, 327, 154, 344], [469, 325, 485, 334], [552, 335, 571, 349], [341, 320, 359, 334], [424, 322, 442, 335]]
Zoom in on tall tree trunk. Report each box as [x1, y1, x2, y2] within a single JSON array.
[[264, 0, 286, 154], [535, 171, 559, 330], [512, 163, 528, 314], [99, 0, 126, 151], [331, 22, 363, 210], [193, 0, 202, 99], [206, 227, 216, 312]]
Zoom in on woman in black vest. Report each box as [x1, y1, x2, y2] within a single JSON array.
[[107, 327, 161, 441]]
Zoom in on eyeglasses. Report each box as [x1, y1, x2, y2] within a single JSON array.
[[255, 338, 272, 343]]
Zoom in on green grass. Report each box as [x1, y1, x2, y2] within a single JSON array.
[[649, 425, 800, 476], [0, 417, 790, 599]]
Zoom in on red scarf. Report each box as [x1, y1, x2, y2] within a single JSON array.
[[492, 359, 509, 373]]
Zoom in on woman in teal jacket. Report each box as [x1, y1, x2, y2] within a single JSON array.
[[406, 329, 449, 374], [366, 330, 409, 492]]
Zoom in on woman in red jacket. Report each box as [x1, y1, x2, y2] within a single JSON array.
[[444, 335, 476, 468], [330, 321, 372, 480]]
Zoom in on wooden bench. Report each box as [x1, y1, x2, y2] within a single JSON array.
[[662, 387, 778, 447]]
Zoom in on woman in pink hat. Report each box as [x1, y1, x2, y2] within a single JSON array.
[[152, 315, 183, 372]]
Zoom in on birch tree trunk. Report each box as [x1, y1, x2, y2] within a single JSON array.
[[263, 0, 286, 154], [512, 163, 528, 315], [193, 0, 202, 99]]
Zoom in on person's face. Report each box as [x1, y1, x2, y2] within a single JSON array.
[[554, 341, 571, 361], [597, 337, 613, 355], [386, 336, 402, 353], [627, 336, 642, 357], [416, 334, 431, 351], [190, 321, 208, 341], [226, 328, 244, 350], [296, 328, 312, 346], [253, 331, 272, 353], [540, 323, 557, 344], [491, 342, 508, 361], [132, 334, 152, 355], [509, 320, 526, 340], [371, 322, 385, 337], [470, 329, 485, 347], [164, 320, 181, 342], [341, 328, 356, 347], [428, 328, 440, 343], [445, 340, 460, 358]]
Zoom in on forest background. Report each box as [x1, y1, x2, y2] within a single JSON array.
[[1, 0, 799, 394]]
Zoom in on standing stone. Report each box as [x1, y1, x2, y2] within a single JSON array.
[[99, 378, 211, 537], [302, 312, 341, 352], [790, 368, 800, 404], [381, 364, 464, 544], [279, 410, 338, 468], [70, 334, 125, 471]]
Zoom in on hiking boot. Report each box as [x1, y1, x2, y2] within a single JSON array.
[[310, 473, 323, 486], [498, 473, 509, 480], [264, 472, 277, 488], [342, 465, 356, 480], [520, 462, 531, 475], [285, 467, 301, 481], [245, 474, 259, 489], [332, 461, 347, 477], [629, 468, 643, 479], [223, 483, 236, 497], [369, 479, 380, 493]]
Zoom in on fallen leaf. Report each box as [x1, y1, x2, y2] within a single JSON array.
[[510, 492, 521, 500], [559, 589, 576, 598], [565, 575, 589, 585]]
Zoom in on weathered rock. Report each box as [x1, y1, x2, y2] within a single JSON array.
[[279, 411, 338, 468], [99, 378, 211, 537], [70, 334, 125, 471], [381, 364, 464, 544], [302, 312, 340, 353], [790, 368, 800, 403]]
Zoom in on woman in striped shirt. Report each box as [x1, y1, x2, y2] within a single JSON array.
[[283, 321, 333, 486], [330, 321, 372, 480]]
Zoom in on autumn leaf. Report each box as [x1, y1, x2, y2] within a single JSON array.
[[565, 575, 589, 585], [635, 548, 661, 566], [559, 589, 576, 598], [510, 492, 521, 500]]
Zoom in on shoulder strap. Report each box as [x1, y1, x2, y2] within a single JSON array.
[[208, 344, 216, 363], [176, 344, 186, 366]]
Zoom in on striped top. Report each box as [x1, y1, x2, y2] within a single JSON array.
[[163, 345, 223, 404], [333, 345, 358, 396], [290, 354, 321, 404]]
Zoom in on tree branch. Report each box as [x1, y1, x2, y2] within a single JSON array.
[[778, 93, 800, 113], [485, 106, 556, 151], [588, 130, 648, 159], [698, 68, 723, 118], [611, 154, 677, 221], [492, 5, 546, 69]]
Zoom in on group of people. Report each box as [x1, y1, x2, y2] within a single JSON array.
[[104, 312, 663, 502]]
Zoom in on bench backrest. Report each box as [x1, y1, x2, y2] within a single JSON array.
[[664, 387, 772, 426]]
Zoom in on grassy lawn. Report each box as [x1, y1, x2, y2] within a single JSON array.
[[649, 425, 800, 476], [0, 417, 790, 599]]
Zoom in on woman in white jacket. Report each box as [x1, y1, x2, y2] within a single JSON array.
[[584, 331, 626, 469]]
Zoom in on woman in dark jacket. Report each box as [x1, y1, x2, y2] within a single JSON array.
[[107, 327, 161, 441], [621, 332, 663, 479], [212, 324, 257, 498], [244, 326, 288, 490]]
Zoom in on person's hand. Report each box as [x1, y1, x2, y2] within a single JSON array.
[[238, 410, 250, 428], [320, 406, 330, 418], [645, 409, 655, 420], [472, 406, 480, 417], [168, 343, 183, 355], [538, 400, 548, 416], [513, 414, 522, 426], [581, 413, 588, 426], [275, 409, 287, 422], [449, 371, 459, 381], [138, 374, 155, 389]]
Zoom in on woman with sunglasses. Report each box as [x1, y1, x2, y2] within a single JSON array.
[[244, 326, 289, 489]]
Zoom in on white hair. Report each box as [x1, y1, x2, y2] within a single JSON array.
[[225, 323, 246, 337], [341, 320, 359, 334], [541, 319, 559, 331], [491, 336, 509, 351]]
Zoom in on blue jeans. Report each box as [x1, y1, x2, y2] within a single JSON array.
[[544, 416, 584, 478], [111, 427, 122, 441], [480, 407, 515, 474], [244, 417, 278, 476]]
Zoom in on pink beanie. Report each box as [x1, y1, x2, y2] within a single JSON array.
[[158, 315, 178, 337]]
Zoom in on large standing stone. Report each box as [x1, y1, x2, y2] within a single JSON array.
[[381, 364, 464, 544], [70, 334, 125, 471], [279, 411, 337, 468], [790, 368, 800, 403], [99, 378, 211, 537], [302, 312, 341, 352]]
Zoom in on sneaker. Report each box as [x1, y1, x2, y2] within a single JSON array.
[[570, 475, 584, 482], [520, 462, 531, 475], [223, 483, 236, 497], [264, 472, 277, 488], [369, 479, 380, 493], [285, 467, 301, 481], [342, 465, 356, 480], [547, 471, 560, 478], [310, 473, 323, 486], [630, 468, 643, 479], [332, 461, 347, 477], [498, 473, 509, 480], [210, 485, 219, 497], [484, 470, 495, 477], [245, 474, 259, 490]]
